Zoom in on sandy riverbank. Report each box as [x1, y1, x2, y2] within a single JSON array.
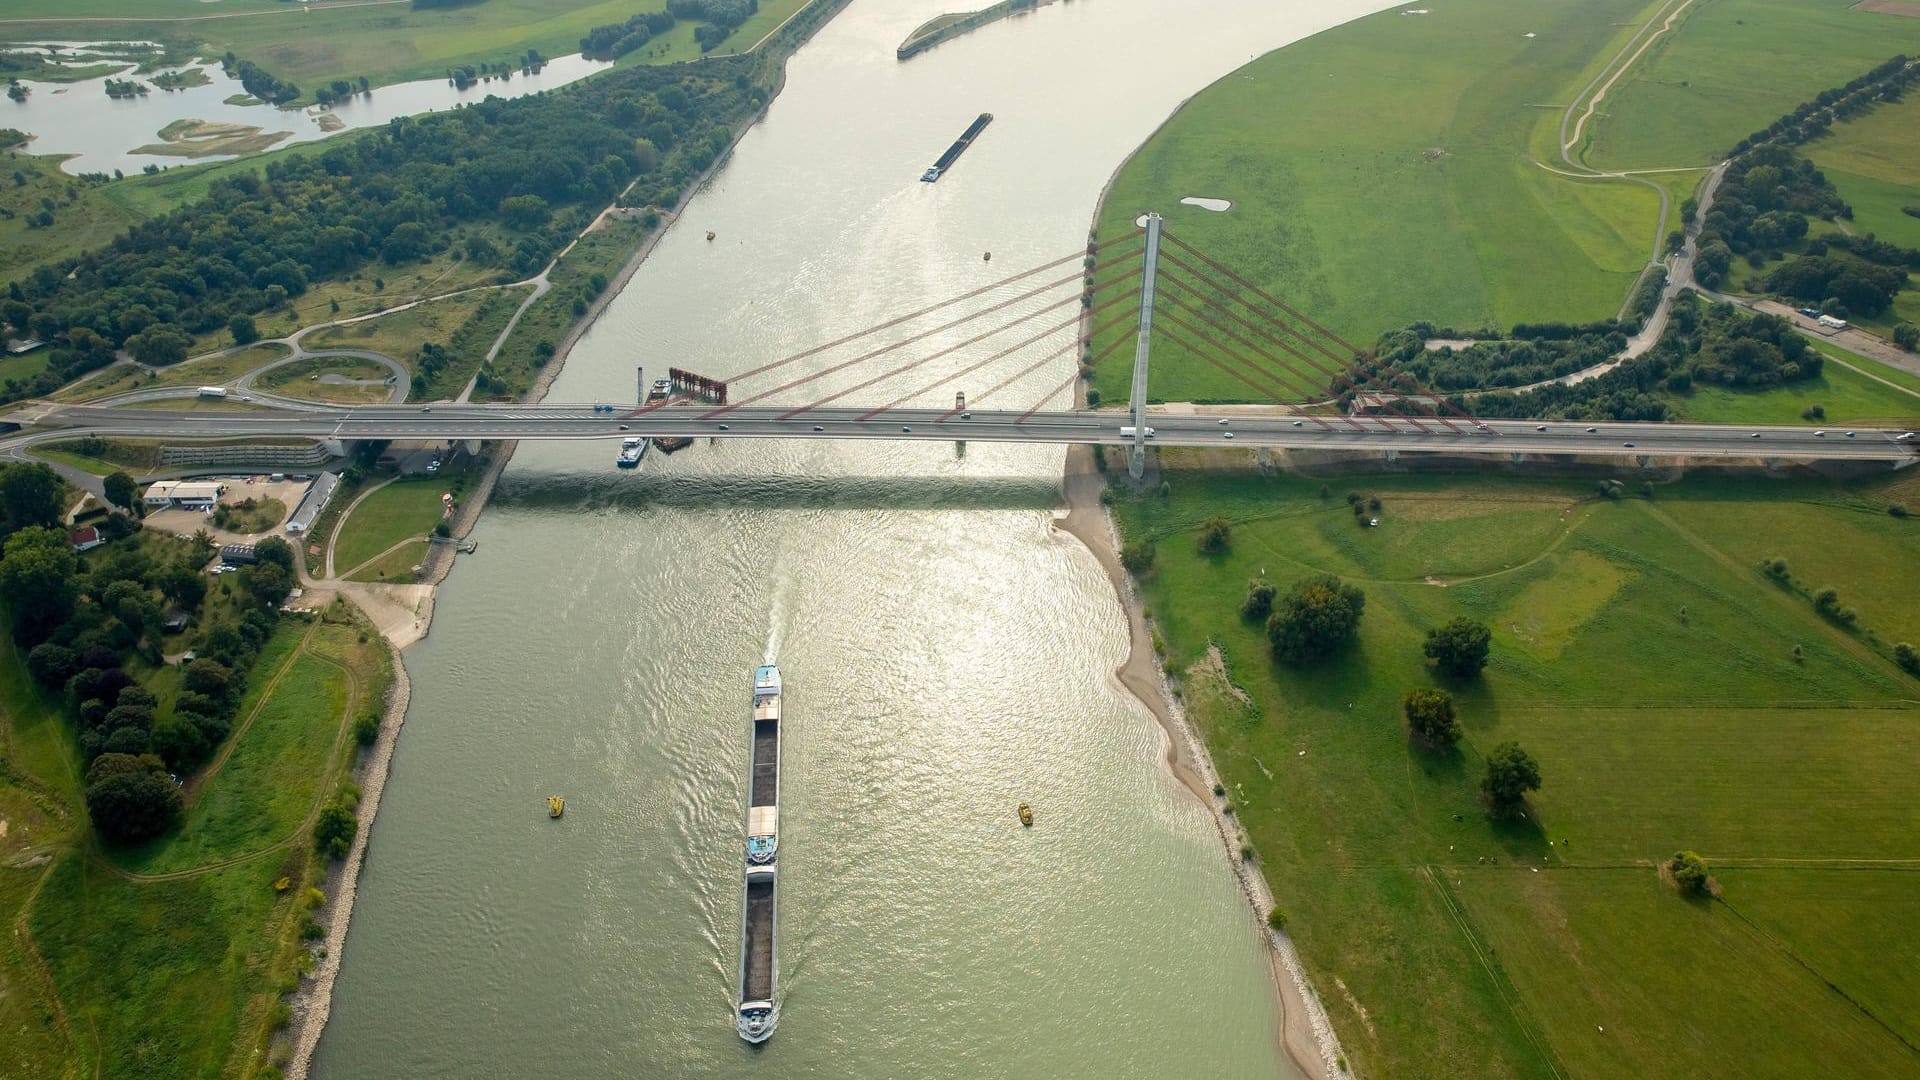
[[1052, 443, 1347, 1080]]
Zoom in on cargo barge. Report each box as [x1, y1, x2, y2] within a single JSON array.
[[736, 663, 782, 1043], [920, 112, 993, 182]]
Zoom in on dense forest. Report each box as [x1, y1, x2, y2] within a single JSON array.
[[0, 57, 768, 404], [1459, 296, 1820, 421]]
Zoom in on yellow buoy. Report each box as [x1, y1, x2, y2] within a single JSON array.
[[547, 795, 565, 819], [1017, 802, 1033, 827]]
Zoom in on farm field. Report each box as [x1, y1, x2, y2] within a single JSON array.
[[1112, 462, 1920, 1077], [1089, 0, 1662, 405], [1582, 0, 1920, 171]]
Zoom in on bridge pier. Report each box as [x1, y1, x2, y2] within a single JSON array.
[[1510, 452, 1526, 465], [1126, 213, 1162, 481], [1383, 449, 1399, 464]]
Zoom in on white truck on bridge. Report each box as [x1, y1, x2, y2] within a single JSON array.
[[1119, 426, 1156, 438]]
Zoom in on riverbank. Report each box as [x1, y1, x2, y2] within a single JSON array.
[[1052, 444, 1346, 1080]]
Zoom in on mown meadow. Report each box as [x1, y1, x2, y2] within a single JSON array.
[[1113, 457, 1920, 1077]]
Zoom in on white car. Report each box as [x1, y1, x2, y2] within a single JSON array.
[[1814, 430, 1826, 437], [1223, 432, 1235, 439], [1218, 418, 1230, 426]]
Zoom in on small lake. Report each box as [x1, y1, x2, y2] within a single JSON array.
[[2, 50, 613, 175]]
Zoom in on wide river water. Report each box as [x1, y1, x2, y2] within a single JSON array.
[[312, 0, 1388, 1076]]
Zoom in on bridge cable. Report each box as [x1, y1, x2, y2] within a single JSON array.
[[1151, 284, 1362, 432], [1160, 234, 1480, 433], [867, 291, 1140, 419], [973, 320, 1135, 410], [767, 272, 1142, 420]]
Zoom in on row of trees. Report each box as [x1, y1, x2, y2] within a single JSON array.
[[1467, 294, 1821, 421], [1726, 54, 1916, 159], [1, 56, 770, 405]]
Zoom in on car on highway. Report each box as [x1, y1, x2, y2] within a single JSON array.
[[1534, 424, 1547, 431], [619, 424, 630, 430], [718, 424, 729, 430], [1846, 431, 1856, 437], [1218, 418, 1230, 426], [960, 411, 972, 419], [811, 425, 824, 432], [420, 406, 432, 413], [1815, 430, 1826, 437], [1750, 432, 1761, 438], [1585, 426, 1598, 433], [902, 426, 912, 433], [1223, 432, 1234, 439], [1292, 420, 1304, 427], [1623, 442, 1635, 448]]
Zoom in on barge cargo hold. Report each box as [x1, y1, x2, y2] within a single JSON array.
[[736, 663, 783, 1043], [920, 112, 993, 182]]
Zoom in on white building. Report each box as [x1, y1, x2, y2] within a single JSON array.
[[143, 480, 224, 510]]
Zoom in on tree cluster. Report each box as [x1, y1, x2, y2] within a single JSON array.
[[85, 752, 181, 844], [221, 53, 300, 105], [1378, 329, 1623, 392], [581, 9, 678, 60], [1466, 294, 1821, 422], [1266, 574, 1365, 664], [2, 58, 768, 405], [1727, 55, 1916, 159]]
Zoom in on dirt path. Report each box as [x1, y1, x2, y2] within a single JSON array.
[[338, 535, 427, 581], [180, 620, 319, 805]]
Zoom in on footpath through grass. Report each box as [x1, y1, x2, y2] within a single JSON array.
[[1112, 459, 1920, 1078], [1582, 0, 1920, 170], [1090, 0, 1661, 404], [331, 474, 459, 574]]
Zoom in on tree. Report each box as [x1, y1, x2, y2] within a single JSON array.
[[1481, 742, 1541, 818], [1197, 516, 1231, 554], [1896, 322, 1919, 353], [1668, 850, 1711, 896], [103, 470, 138, 511], [183, 657, 233, 698], [85, 762, 181, 842], [254, 535, 295, 571], [243, 561, 292, 605], [1266, 574, 1366, 664], [313, 801, 357, 859], [0, 461, 63, 536], [1242, 580, 1276, 621], [26, 642, 80, 689], [125, 325, 190, 366], [1402, 688, 1459, 747], [1424, 617, 1492, 678], [228, 312, 259, 345], [0, 525, 78, 638], [1119, 540, 1155, 574]]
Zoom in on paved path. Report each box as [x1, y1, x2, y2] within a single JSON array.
[[324, 475, 398, 580]]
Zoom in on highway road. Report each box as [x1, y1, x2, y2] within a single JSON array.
[[8, 401, 1918, 463]]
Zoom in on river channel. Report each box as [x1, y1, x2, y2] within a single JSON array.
[[313, 0, 1387, 1076]]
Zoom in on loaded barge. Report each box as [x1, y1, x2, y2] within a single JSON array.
[[920, 112, 993, 182], [736, 663, 783, 1043]]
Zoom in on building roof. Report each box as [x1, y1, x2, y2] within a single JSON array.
[[285, 471, 340, 533], [68, 526, 101, 547]]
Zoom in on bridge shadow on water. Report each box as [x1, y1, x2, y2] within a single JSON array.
[[487, 468, 1064, 515]]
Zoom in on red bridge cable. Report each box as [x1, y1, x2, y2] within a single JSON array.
[[1151, 289, 1360, 432], [703, 264, 1115, 418], [1152, 308, 1350, 431], [1153, 322, 1328, 415], [674, 241, 1142, 401], [769, 274, 1142, 420], [975, 326, 1132, 410], [876, 293, 1140, 420], [1160, 235, 1479, 432], [1017, 372, 1081, 422], [1155, 257, 1454, 434]]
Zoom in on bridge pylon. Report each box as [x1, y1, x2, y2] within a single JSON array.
[[1127, 212, 1163, 480]]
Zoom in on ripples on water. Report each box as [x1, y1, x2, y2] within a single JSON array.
[[312, 0, 1399, 1075]]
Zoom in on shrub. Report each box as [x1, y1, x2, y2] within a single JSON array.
[[1196, 516, 1231, 554], [1894, 642, 1919, 676], [1266, 908, 1288, 930], [1266, 574, 1366, 664], [1402, 688, 1459, 747], [1119, 540, 1155, 574], [1890, 503, 1908, 519], [1668, 850, 1711, 896], [1762, 557, 1789, 580], [312, 801, 357, 860], [1242, 580, 1276, 621], [1800, 404, 1825, 421]]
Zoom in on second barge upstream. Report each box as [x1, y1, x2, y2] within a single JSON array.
[[736, 664, 783, 1043]]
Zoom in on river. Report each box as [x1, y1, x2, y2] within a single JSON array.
[[311, 0, 1388, 1076]]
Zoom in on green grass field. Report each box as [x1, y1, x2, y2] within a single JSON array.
[[0, 613, 387, 1079], [1582, 0, 1920, 170], [1803, 91, 1920, 248], [0, 0, 813, 95], [1661, 345, 1920, 425], [1112, 462, 1920, 1077], [331, 476, 452, 573], [1089, 0, 1664, 405], [0, 150, 144, 288]]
